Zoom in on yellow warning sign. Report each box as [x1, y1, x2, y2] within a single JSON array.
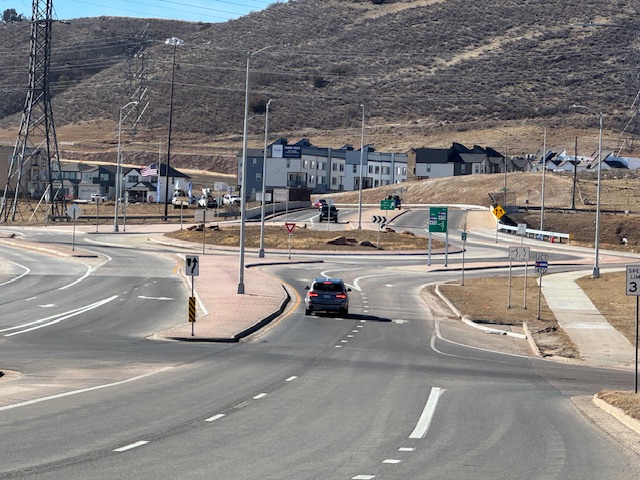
[[493, 205, 506, 219], [188, 296, 196, 323]]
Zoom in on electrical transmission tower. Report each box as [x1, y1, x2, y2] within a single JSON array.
[[122, 22, 151, 137], [0, 0, 64, 223]]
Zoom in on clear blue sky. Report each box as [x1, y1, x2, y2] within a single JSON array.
[[4, 0, 273, 23]]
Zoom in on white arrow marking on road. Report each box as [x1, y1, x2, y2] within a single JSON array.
[[1, 296, 118, 336], [138, 296, 175, 301]]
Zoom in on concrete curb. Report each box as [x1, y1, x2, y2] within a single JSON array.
[[593, 395, 640, 435], [166, 283, 291, 343], [434, 284, 527, 340], [522, 322, 542, 356]]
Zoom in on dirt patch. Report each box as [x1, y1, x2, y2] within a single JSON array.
[[438, 276, 579, 358], [165, 224, 441, 251]]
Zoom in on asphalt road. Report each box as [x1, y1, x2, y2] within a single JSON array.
[[0, 218, 639, 479]]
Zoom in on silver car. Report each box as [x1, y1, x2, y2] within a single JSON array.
[[304, 277, 350, 316]]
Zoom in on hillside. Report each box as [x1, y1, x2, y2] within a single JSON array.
[[1, 0, 640, 169]]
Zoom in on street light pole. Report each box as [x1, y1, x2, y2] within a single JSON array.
[[496, 129, 509, 205], [163, 37, 183, 221], [114, 101, 138, 232], [258, 99, 272, 258], [357, 104, 365, 230], [238, 45, 278, 294], [572, 104, 603, 278]]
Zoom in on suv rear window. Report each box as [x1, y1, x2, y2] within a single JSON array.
[[312, 282, 344, 292]]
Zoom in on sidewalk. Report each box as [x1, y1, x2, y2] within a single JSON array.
[[541, 270, 637, 369]]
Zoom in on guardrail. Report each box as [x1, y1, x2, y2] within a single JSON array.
[[499, 224, 570, 243]]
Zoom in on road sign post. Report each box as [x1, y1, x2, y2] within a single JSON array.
[[427, 207, 448, 267], [535, 253, 548, 320], [508, 246, 530, 309], [66, 205, 82, 252], [461, 231, 467, 286], [625, 265, 640, 393], [380, 199, 394, 210], [185, 255, 199, 337], [285, 222, 296, 259], [493, 205, 506, 243]]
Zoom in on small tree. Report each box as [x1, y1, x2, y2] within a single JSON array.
[[2, 8, 20, 23]]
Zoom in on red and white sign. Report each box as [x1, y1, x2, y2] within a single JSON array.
[[285, 222, 296, 233]]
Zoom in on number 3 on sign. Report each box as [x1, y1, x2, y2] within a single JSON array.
[[626, 265, 640, 296]]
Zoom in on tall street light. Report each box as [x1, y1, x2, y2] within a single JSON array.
[[495, 129, 509, 206], [163, 36, 184, 221], [113, 101, 138, 232], [258, 99, 273, 259], [572, 104, 603, 278], [238, 45, 278, 294], [357, 104, 365, 230]]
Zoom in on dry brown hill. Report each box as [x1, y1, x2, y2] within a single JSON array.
[[2, 0, 640, 169]]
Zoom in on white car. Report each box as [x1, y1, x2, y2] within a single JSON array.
[[90, 194, 109, 202], [222, 194, 241, 205]]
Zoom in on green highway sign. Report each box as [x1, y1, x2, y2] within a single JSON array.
[[380, 199, 395, 210], [428, 207, 448, 233]]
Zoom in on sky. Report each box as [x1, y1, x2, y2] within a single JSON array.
[[4, 0, 273, 23]]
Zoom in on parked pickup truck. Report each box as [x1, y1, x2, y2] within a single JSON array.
[[171, 189, 190, 209], [222, 194, 241, 205]]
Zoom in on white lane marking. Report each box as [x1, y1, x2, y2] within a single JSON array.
[[363, 310, 369, 313], [335, 345, 342, 348], [382, 459, 401, 464], [0, 262, 29, 286], [356, 325, 364, 328], [38, 304, 56, 308], [113, 441, 149, 452], [26, 297, 37, 301], [360, 320, 366, 323], [393, 319, 409, 324], [1, 295, 118, 336], [353, 272, 394, 292], [347, 335, 354, 338], [341, 340, 348, 343], [0, 367, 173, 412], [253, 393, 267, 399], [409, 387, 444, 439], [398, 447, 415, 452], [385, 284, 394, 287], [138, 296, 175, 301], [58, 252, 112, 291], [205, 414, 225, 422], [285, 376, 298, 382], [352, 330, 359, 333], [352, 476, 375, 480]]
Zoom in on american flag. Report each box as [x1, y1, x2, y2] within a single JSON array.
[[141, 164, 157, 177]]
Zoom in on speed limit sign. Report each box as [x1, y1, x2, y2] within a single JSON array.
[[626, 265, 640, 295]]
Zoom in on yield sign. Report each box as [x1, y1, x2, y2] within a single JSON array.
[[285, 222, 296, 233]]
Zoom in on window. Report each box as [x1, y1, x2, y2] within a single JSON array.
[[332, 163, 337, 171], [353, 165, 357, 173], [128, 175, 139, 183], [474, 164, 480, 174], [303, 160, 309, 168], [100, 173, 109, 181], [311, 160, 315, 169], [426, 163, 431, 173], [286, 159, 290, 168], [256, 172, 262, 182], [375, 166, 380, 174], [331, 177, 337, 185], [318, 161, 325, 170], [374, 180, 379, 187], [339, 164, 344, 172], [368, 165, 373, 174], [461, 164, 466, 173], [396, 166, 403, 175], [252, 158, 257, 167], [382, 166, 390, 175], [309, 175, 315, 184], [317, 176, 325, 184]]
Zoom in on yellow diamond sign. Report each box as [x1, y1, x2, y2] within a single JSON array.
[[493, 205, 506, 219]]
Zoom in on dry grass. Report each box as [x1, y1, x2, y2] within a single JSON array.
[[165, 224, 439, 251], [597, 390, 640, 422], [438, 276, 579, 358]]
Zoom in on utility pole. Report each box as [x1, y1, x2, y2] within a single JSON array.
[[1, 0, 64, 222]]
